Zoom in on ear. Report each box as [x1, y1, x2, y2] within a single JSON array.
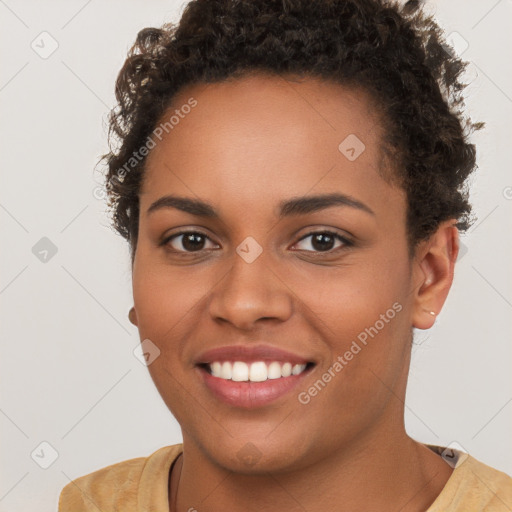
[[411, 220, 460, 330], [128, 307, 139, 326]]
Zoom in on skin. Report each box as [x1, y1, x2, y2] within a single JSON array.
[[128, 73, 459, 511]]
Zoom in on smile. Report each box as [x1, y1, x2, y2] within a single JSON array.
[[206, 360, 309, 381], [194, 344, 316, 408], [196, 360, 315, 409]]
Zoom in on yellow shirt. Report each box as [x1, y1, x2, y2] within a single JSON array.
[[58, 444, 512, 511]]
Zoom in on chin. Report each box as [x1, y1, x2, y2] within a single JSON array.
[[191, 431, 320, 475]]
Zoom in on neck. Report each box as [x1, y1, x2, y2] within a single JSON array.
[[169, 419, 453, 512]]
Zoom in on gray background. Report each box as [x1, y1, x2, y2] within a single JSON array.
[[1, 0, 511, 510]]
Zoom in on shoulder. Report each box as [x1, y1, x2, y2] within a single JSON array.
[[428, 448, 512, 511], [58, 444, 183, 511], [463, 455, 512, 509]]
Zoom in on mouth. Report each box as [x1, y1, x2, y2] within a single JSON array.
[[198, 360, 315, 381], [194, 345, 316, 409]]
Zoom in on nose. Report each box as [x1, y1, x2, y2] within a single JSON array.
[[208, 248, 293, 331]]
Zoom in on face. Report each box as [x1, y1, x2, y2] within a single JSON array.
[[131, 73, 421, 473]]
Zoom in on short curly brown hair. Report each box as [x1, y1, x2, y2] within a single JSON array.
[[102, 0, 483, 263]]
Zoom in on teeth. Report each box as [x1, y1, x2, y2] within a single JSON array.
[[221, 361, 232, 380], [267, 361, 282, 379], [292, 363, 306, 375], [232, 361, 249, 382], [207, 360, 308, 381], [281, 362, 292, 377], [249, 361, 267, 382], [211, 361, 222, 377]]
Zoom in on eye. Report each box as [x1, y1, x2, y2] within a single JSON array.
[[162, 231, 219, 253], [293, 230, 353, 253], [161, 229, 353, 255]]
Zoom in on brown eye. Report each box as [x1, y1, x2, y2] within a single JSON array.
[[164, 231, 218, 253], [294, 231, 352, 253]]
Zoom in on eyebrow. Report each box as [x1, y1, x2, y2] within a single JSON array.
[[146, 192, 375, 218]]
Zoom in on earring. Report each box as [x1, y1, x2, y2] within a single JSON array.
[[422, 308, 436, 316]]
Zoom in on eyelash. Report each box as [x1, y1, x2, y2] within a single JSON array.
[[160, 229, 354, 255]]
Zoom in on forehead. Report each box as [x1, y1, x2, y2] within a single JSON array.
[[140, 73, 403, 222]]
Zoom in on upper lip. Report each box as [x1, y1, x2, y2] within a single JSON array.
[[195, 344, 314, 365]]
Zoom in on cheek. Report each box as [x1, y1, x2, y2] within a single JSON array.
[[292, 268, 410, 435], [132, 261, 203, 418], [291, 249, 411, 393], [296, 252, 408, 339], [132, 258, 211, 342]]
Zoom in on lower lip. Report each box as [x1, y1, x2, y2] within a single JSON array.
[[198, 366, 313, 409]]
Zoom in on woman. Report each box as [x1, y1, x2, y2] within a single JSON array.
[[59, 0, 512, 510]]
